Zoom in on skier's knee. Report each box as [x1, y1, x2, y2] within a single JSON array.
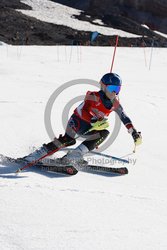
[[44, 134, 76, 152], [99, 129, 110, 139], [83, 129, 109, 151]]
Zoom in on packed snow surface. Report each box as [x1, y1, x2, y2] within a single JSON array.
[[0, 45, 167, 250]]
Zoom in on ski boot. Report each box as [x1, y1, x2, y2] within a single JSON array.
[[56, 144, 89, 169]]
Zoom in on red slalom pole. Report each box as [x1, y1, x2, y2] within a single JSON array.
[[110, 35, 119, 73]]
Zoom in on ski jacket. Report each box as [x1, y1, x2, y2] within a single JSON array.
[[74, 90, 133, 130]]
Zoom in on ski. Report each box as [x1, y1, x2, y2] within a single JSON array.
[[0, 154, 77, 175], [36, 162, 128, 175], [36, 164, 78, 175], [0, 154, 128, 175], [82, 165, 128, 175]]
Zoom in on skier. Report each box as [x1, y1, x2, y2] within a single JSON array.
[[24, 73, 142, 167]]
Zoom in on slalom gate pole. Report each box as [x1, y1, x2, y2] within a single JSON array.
[[110, 35, 119, 73], [143, 45, 147, 68], [69, 43, 73, 64], [149, 39, 154, 70]]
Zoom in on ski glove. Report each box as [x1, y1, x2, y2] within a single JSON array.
[[129, 128, 142, 145], [90, 117, 109, 131]]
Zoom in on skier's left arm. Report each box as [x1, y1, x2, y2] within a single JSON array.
[[115, 104, 142, 145]]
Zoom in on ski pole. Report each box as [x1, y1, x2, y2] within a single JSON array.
[[15, 145, 66, 173], [60, 148, 129, 164], [87, 151, 129, 163], [133, 144, 136, 153], [133, 135, 142, 153], [15, 127, 95, 174]]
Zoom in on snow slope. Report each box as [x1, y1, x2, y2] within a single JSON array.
[[18, 0, 140, 37], [0, 45, 167, 250]]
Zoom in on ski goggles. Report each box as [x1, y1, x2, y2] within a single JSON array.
[[106, 85, 121, 94]]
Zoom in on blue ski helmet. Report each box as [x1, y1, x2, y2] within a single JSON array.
[[101, 73, 122, 94]]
